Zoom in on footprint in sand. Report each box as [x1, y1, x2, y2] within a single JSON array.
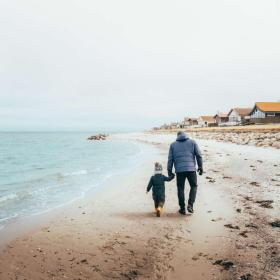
[[245, 223, 258, 229], [239, 231, 249, 238], [211, 218, 223, 222], [249, 182, 260, 187]]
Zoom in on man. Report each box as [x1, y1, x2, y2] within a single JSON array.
[[167, 131, 203, 215]]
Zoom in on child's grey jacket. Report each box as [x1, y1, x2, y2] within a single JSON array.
[[147, 174, 174, 199]]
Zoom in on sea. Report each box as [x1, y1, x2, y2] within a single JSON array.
[[0, 132, 154, 230]]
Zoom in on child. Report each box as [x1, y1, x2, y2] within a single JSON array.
[[146, 162, 175, 217]]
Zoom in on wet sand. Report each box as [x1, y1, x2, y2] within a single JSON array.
[[0, 133, 279, 280]]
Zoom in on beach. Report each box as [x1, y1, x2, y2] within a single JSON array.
[[0, 132, 279, 280]]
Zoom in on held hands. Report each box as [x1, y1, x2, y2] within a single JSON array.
[[169, 173, 175, 180], [168, 170, 174, 177], [197, 167, 203, 176]]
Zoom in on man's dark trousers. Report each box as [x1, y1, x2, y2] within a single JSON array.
[[176, 171, 197, 210]]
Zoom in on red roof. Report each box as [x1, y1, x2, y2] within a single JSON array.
[[228, 108, 252, 117], [214, 113, 228, 118], [200, 116, 215, 122]]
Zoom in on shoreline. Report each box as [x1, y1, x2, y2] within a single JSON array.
[[0, 133, 279, 279], [0, 141, 157, 250]]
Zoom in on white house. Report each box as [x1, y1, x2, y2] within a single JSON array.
[[170, 122, 181, 129], [227, 108, 252, 125]]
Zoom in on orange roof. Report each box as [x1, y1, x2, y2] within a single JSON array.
[[228, 108, 252, 117], [214, 113, 228, 118], [255, 102, 280, 113], [200, 115, 215, 122]]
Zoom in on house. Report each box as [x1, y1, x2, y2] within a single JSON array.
[[170, 122, 181, 129], [159, 123, 169, 130], [248, 102, 280, 123], [213, 113, 229, 126], [198, 116, 215, 127], [227, 108, 252, 125], [187, 118, 199, 126], [181, 118, 191, 128], [182, 117, 198, 127]]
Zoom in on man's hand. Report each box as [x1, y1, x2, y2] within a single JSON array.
[[198, 167, 203, 176], [170, 174, 175, 180], [168, 170, 173, 177]]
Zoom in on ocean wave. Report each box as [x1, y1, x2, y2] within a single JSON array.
[[0, 213, 19, 222], [63, 170, 88, 176], [0, 193, 18, 203]]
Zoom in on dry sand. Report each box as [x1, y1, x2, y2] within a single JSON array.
[[0, 133, 279, 280]]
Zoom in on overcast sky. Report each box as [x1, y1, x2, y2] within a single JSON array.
[[0, 0, 279, 131]]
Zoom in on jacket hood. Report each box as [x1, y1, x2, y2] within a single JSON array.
[[176, 132, 189, 141]]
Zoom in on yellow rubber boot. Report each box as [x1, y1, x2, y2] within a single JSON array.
[[156, 207, 161, 217]]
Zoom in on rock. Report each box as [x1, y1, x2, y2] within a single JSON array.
[[224, 224, 240, 230], [213, 259, 234, 270], [270, 220, 280, 228], [272, 142, 280, 149], [239, 273, 252, 280], [87, 134, 107, 141], [255, 200, 273, 209]]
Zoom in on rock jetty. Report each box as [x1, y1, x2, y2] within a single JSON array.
[[87, 134, 107, 141]]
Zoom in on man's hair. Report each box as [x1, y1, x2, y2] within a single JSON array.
[[177, 131, 184, 137]]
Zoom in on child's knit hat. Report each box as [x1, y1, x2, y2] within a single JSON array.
[[154, 162, 163, 174]]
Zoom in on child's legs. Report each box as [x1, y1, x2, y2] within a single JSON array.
[[154, 194, 165, 209], [154, 199, 159, 209], [153, 195, 159, 209], [158, 198, 165, 209]]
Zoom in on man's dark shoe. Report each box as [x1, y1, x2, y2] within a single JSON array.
[[179, 209, 186, 215], [187, 205, 194, 213]]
